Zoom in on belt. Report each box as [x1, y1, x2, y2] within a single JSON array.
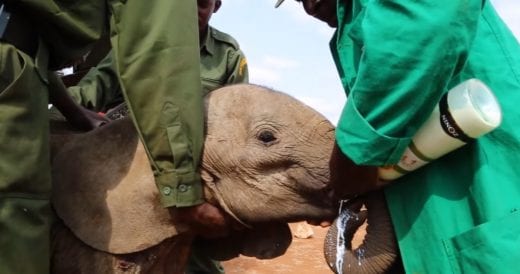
[[0, 2, 38, 57]]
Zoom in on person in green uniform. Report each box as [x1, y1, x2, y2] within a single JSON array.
[[0, 1, 230, 274], [198, 0, 248, 97], [184, 2, 249, 273], [61, 0, 249, 113], [50, 2, 248, 273], [277, 0, 520, 273]]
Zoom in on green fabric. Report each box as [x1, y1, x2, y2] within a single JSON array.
[[62, 25, 249, 112], [109, 0, 204, 207], [200, 26, 249, 95], [58, 24, 248, 274], [67, 51, 123, 112], [13, 0, 107, 69], [186, 241, 226, 274], [331, 0, 520, 273], [17, 0, 205, 207], [0, 43, 53, 274], [54, 22, 248, 207]]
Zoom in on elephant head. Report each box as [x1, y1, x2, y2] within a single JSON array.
[[200, 84, 338, 224]]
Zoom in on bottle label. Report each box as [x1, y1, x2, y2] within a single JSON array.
[[396, 143, 430, 172], [379, 141, 432, 180], [439, 93, 474, 143]]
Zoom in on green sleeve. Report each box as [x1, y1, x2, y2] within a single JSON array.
[[335, 0, 483, 166], [16, 0, 107, 68], [68, 51, 123, 112], [226, 49, 249, 85], [109, 0, 204, 207]]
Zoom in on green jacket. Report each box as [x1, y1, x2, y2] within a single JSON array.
[[18, 0, 205, 207], [68, 25, 249, 111], [200, 26, 249, 95], [332, 0, 520, 273], [66, 51, 124, 112]]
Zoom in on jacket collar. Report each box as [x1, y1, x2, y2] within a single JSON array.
[[200, 26, 215, 56]]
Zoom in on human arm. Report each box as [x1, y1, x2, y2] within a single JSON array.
[[48, 71, 109, 130], [334, 0, 483, 170], [108, 1, 232, 236], [109, 0, 204, 208], [67, 50, 124, 112], [225, 48, 249, 85], [200, 27, 248, 93]]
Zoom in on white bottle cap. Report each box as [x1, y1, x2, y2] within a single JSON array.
[[447, 79, 502, 138]]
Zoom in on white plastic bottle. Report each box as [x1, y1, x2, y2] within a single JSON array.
[[378, 79, 502, 180]]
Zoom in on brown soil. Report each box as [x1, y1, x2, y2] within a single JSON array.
[[222, 222, 366, 274]]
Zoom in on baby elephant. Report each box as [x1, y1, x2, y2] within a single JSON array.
[[50, 84, 345, 273]]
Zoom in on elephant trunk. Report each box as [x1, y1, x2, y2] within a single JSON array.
[[324, 191, 399, 274]]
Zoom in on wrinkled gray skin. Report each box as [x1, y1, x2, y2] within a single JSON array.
[[200, 85, 338, 224], [50, 84, 343, 274], [324, 192, 400, 274]]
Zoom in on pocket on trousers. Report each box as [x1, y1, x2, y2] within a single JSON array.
[[444, 210, 520, 274]]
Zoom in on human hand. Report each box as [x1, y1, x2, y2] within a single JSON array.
[[68, 107, 110, 131], [170, 202, 237, 238], [307, 219, 333, 228], [329, 142, 380, 199], [47, 71, 110, 131]]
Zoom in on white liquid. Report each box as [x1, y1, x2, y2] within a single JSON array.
[[335, 200, 365, 273]]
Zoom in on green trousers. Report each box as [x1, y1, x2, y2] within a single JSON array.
[[185, 240, 225, 274], [0, 43, 53, 274]]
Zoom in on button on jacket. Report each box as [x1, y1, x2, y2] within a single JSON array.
[[2, 1, 203, 273]]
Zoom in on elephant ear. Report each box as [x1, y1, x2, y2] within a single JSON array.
[[51, 118, 187, 254], [49, 119, 87, 161], [195, 222, 292, 261]]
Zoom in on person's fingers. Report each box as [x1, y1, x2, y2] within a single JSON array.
[[319, 220, 332, 227], [172, 203, 234, 238]]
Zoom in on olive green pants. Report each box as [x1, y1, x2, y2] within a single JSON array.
[[185, 240, 225, 274], [0, 43, 53, 274]]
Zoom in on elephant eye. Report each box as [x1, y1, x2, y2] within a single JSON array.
[[258, 130, 277, 144]]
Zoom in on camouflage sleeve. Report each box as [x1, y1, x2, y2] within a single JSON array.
[[67, 51, 123, 112], [109, 0, 204, 207]]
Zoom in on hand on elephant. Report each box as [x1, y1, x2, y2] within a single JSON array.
[[329, 142, 380, 199], [68, 107, 110, 131], [48, 71, 110, 131], [307, 219, 333, 228], [170, 202, 240, 238]]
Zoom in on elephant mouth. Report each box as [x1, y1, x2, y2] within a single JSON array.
[[284, 166, 341, 209], [205, 165, 340, 225]]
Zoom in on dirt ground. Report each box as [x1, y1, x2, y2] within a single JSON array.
[[222, 222, 365, 274]]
